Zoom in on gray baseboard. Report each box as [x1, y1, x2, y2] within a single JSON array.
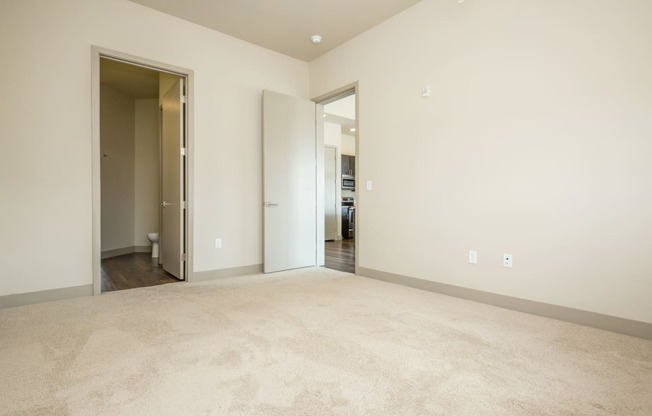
[[0, 262, 259, 309], [0, 285, 93, 309], [358, 267, 652, 341], [102, 246, 152, 259], [192, 264, 263, 282]]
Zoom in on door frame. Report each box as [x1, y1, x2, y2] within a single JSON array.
[[313, 82, 359, 273], [91, 46, 195, 294]]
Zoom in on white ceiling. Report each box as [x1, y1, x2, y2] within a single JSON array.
[[127, 0, 423, 61]]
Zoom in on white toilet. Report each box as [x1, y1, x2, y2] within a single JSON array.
[[147, 233, 159, 258]]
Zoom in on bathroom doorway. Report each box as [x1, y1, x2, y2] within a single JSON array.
[[95, 52, 191, 292]]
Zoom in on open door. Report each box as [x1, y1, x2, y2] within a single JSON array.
[[263, 90, 317, 273], [324, 145, 338, 241], [160, 79, 185, 280]]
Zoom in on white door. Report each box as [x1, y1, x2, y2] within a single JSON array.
[[324, 146, 338, 241], [161, 79, 185, 280], [263, 90, 316, 273]]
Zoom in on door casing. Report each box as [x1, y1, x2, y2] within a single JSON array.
[[313, 83, 359, 273], [91, 46, 195, 294]]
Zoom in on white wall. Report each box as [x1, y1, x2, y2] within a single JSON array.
[[100, 94, 158, 253], [310, 0, 652, 323], [134, 99, 159, 247], [100, 84, 135, 252], [324, 95, 355, 120], [341, 134, 356, 156], [0, 0, 308, 296]]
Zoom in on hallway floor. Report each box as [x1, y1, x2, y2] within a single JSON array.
[[101, 252, 180, 292], [324, 239, 355, 273]]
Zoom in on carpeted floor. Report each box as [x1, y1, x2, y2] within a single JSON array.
[[1, 267, 651, 415]]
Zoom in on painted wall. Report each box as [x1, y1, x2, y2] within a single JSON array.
[[100, 84, 135, 252], [134, 99, 159, 247], [310, 0, 652, 323], [325, 95, 356, 120], [0, 0, 308, 296], [100, 93, 158, 253], [341, 134, 356, 156]]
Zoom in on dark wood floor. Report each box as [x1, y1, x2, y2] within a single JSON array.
[[324, 239, 355, 273], [102, 252, 180, 292]]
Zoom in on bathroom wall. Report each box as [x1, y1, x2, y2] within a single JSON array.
[[134, 99, 160, 248], [159, 73, 179, 103], [101, 90, 159, 254], [100, 84, 135, 252]]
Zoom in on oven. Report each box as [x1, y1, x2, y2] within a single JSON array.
[[341, 197, 355, 239]]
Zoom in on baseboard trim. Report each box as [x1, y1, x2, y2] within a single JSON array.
[[102, 246, 152, 259], [192, 264, 263, 282], [0, 285, 94, 309], [358, 267, 652, 341]]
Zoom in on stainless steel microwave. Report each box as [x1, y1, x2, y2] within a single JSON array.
[[342, 175, 355, 190]]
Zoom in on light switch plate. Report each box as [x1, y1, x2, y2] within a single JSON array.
[[468, 250, 478, 264]]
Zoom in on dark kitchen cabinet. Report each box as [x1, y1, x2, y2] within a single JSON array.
[[341, 155, 355, 177]]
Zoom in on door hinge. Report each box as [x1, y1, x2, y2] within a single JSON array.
[[181, 201, 186, 209], [181, 95, 186, 104], [181, 253, 187, 261], [180, 147, 186, 156]]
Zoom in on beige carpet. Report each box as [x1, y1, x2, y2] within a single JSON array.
[[1, 267, 651, 415]]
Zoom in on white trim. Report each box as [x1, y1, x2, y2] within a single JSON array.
[[359, 267, 652, 341], [101, 246, 152, 259], [193, 264, 263, 282], [315, 104, 325, 266], [0, 285, 94, 309]]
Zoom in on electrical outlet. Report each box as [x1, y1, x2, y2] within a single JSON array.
[[468, 250, 478, 264], [503, 253, 513, 268], [215, 238, 222, 249]]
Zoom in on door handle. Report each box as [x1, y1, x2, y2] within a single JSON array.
[[264, 202, 279, 207], [161, 201, 174, 207]]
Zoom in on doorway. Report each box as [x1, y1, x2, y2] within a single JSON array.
[[320, 91, 357, 274], [92, 47, 194, 294], [261, 84, 357, 275]]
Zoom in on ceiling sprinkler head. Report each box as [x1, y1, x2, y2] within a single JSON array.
[[310, 35, 322, 45]]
